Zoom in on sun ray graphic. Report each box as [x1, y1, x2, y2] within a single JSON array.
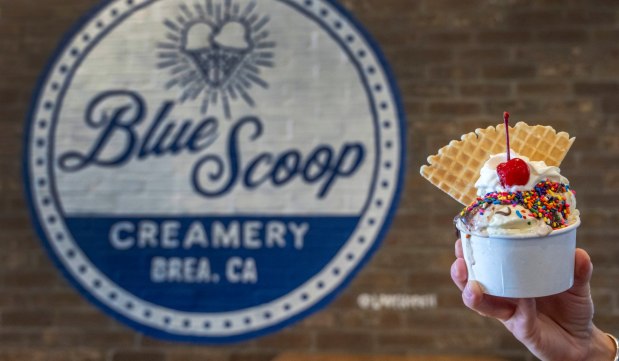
[[157, 0, 275, 119]]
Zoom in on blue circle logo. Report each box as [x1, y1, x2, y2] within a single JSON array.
[[24, 0, 405, 343]]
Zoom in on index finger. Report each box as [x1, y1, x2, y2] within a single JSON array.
[[455, 238, 463, 259]]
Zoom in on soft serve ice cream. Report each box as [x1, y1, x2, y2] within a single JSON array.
[[455, 151, 579, 237]]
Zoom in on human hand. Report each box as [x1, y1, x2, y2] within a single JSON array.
[[450, 239, 616, 361]]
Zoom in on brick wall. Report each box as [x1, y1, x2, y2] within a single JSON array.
[[1, 0, 618, 360]]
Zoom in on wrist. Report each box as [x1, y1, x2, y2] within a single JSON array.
[[607, 333, 619, 361], [586, 327, 617, 361]]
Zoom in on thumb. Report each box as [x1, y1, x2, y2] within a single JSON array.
[[568, 248, 593, 298]]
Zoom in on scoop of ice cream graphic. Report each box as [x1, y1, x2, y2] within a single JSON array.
[[184, 22, 213, 51], [182, 21, 251, 87], [214, 22, 250, 50]]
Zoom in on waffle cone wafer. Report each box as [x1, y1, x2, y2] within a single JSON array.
[[420, 122, 575, 205]]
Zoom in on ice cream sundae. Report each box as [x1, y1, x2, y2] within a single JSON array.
[[420, 113, 580, 297]]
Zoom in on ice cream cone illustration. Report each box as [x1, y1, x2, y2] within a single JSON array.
[[158, 1, 275, 117], [182, 21, 251, 87]]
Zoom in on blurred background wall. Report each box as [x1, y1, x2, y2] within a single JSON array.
[[0, 0, 618, 360]]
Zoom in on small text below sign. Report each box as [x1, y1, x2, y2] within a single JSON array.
[[357, 293, 438, 311]]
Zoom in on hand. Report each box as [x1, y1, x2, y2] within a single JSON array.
[[450, 239, 616, 361]]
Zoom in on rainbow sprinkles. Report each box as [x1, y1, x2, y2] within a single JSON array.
[[461, 180, 575, 230]]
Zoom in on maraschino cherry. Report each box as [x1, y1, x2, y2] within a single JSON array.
[[496, 112, 530, 188]]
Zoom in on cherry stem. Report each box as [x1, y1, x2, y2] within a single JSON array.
[[504, 111, 510, 161]]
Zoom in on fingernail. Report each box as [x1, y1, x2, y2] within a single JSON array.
[[463, 282, 474, 300]]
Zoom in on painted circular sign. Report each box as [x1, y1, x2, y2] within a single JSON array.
[[24, 0, 405, 342]]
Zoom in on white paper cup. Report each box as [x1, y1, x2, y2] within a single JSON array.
[[458, 218, 581, 298]]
